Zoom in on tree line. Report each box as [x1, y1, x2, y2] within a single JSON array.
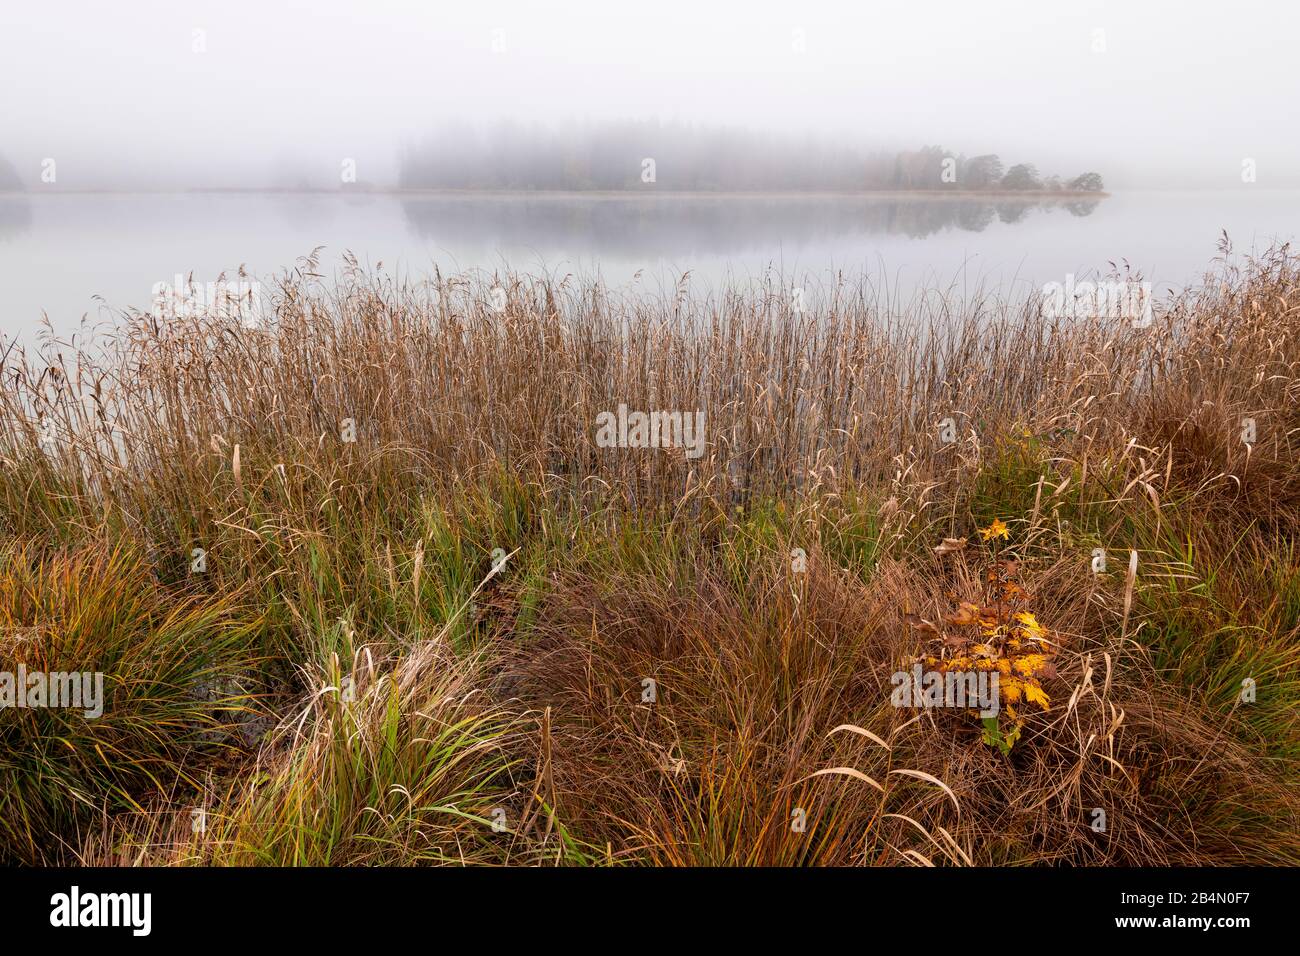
[[399, 122, 1104, 193]]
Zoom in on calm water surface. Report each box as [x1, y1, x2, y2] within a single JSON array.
[[1, 190, 1297, 342]]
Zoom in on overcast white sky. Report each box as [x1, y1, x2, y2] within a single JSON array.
[[2, 0, 1296, 189]]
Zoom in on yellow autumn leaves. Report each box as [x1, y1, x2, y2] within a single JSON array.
[[911, 518, 1057, 721], [978, 518, 1010, 542]]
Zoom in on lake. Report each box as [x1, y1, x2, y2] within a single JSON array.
[[2, 189, 1298, 343]]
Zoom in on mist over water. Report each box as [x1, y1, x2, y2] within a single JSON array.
[[2, 0, 1299, 342]]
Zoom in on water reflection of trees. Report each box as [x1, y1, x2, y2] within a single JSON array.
[[400, 195, 1100, 256], [0, 198, 32, 242]]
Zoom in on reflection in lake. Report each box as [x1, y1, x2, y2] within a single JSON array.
[[0, 197, 32, 242], [400, 195, 1101, 258]]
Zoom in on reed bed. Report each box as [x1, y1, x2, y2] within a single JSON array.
[[1, 242, 1297, 865]]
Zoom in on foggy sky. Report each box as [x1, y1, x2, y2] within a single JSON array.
[[2, 0, 1296, 191]]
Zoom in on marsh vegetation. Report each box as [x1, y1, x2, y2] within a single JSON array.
[[1, 243, 1297, 865]]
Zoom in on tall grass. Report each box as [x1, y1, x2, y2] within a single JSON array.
[[1, 242, 1296, 865], [0, 542, 258, 864]]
